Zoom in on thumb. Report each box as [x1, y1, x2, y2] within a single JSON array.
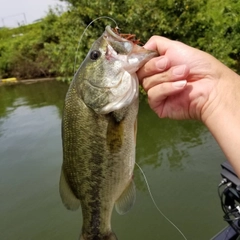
[[144, 36, 174, 55]]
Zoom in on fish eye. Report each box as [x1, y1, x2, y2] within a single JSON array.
[[90, 50, 101, 60]]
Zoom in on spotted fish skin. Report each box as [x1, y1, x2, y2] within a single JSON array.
[[60, 26, 157, 240]]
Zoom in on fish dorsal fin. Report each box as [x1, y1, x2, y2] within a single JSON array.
[[115, 179, 136, 215], [59, 168, 81, 211]]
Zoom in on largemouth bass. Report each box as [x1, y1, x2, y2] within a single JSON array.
[[60, 25, 157, 240]]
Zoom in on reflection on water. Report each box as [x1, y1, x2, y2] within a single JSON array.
[[0, 81, 227, 240], [137, 98, 209, 170]]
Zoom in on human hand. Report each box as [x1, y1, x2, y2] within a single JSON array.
[[137, 36, 238, 123], [137, 35, 240, 176]]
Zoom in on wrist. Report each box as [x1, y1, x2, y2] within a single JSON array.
[[202, 66, 240, 126]]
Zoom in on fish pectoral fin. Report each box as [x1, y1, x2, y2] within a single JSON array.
[[115, 179, 136, 215], [59, 168, 81, 211]]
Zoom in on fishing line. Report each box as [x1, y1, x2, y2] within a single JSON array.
[[135, 162, 188, 240], [74, 16, 118, 74]]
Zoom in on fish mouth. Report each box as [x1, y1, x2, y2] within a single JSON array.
[[105, 26, 125, 41], [91, 26, 139, 114], [89, 26, 157, 114]]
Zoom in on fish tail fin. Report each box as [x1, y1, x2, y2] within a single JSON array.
[[79, 232, 118, 240]]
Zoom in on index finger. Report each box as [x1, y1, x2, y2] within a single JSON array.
[[137, 56, 170, 82]]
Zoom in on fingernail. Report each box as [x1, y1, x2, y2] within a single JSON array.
[[172, 80, 187, 88], [156, 57, 168, 70], [172, 65, 186, 76]]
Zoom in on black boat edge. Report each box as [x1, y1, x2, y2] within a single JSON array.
[[211, 161, 240, 240]]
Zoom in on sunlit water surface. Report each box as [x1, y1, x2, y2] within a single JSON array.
[[0, 81, 227, 240]]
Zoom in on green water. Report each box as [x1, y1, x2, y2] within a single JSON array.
[[0, 81, 227, 240]]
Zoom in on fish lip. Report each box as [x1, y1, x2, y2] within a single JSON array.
[[105, 26, 126, 41]]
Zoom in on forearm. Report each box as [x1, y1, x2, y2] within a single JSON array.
[[203, 69, 240, 177]]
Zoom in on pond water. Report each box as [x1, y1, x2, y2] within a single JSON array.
[[0, 80, 227, 240]]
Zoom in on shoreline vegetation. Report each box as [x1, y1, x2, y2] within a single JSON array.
[[1, 0, 240, 83]]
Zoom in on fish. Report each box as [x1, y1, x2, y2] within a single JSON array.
[[59, 25, 157, 240]]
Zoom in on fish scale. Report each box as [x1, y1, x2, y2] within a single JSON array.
[[60, 25, 157, 240]]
